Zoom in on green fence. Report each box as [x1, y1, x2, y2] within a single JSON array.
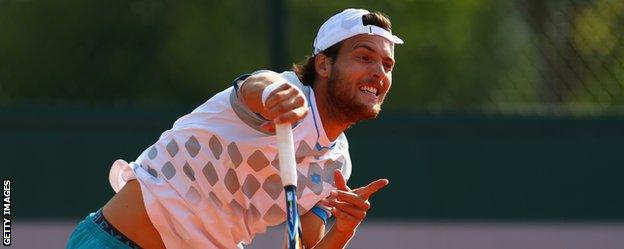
[[3, 0, 624, 112], [2, 105, 623, 220]]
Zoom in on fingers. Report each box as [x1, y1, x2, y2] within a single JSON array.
[[259, 107, 308, 132], [354, 178, 389, 199], [263, 84, 308, 124], [324, 199, 367, 219], [331, 206, 361, 225], [263, 83, 291, 107], [329, 190, 370, 210], [323, 173, 390, 235], [265, 85, 300, 110], [333, 169, 351, 191], [259, 121, 275, 133], [274, 105, 308, 124], [327, 201, 369, 237]]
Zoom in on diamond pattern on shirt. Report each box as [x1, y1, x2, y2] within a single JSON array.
[[297, 171, 307, 199], [270, 155, 279, 171], [162, 161, 176, 180], [209, 135, 223, 160], [295, 141, 313, 164], [263, 204, 285, 226], [146, 163, 158, 178], [125, 82, 355, 248], [247, 150, 270, 172], [166, 139, 179, 157], [247, 203, 262, 223], [148, 147, 158, 160], [227, 142, 243, 167], [224, 168, 241, 194], [208, 191, 223, 207], [186, 186, 201, 204], [202, 161, 219, 186], [262, 174, 283, 200], [229, 199, 244, 215], [323, 159, 343, 185], [185, 136, 201, 158], [183, 162, 196, 181], [307, 163, 324, 195], [242, 174, 261, 199]]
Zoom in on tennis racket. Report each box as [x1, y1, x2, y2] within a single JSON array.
[[276, 122, 303, 249]]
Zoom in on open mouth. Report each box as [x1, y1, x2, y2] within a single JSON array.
[[359, 85, 379, 96]]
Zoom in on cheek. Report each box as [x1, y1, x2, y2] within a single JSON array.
[[384, 73, 393, 91]]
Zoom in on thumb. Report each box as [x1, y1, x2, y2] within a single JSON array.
[[260, 121, 275, 133], [333, 169, 351, 191]]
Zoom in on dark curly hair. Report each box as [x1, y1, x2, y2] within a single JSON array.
[[292, 11, 393, 86]]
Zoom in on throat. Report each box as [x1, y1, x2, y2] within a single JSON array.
[[314, 88, 354, 141]]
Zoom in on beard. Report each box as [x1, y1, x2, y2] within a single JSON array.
[[326, 65, 383, 123]]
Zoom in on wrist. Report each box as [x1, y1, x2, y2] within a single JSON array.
[[334, 225, 355, 239], [260, 81, 287, 107], [237, 78, 257, 106], [238, 78, 271, 117]]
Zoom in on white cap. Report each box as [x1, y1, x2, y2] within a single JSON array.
[[313, 8, 404, 55]]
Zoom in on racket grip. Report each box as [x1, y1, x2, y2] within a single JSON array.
[[276, 123, 297, 187]]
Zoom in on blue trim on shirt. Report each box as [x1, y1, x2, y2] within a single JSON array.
[[305, 91, 336, 151], [310, 205, 329, 224]]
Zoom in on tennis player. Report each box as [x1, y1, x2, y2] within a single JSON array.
[[67, 8, 403, 249]]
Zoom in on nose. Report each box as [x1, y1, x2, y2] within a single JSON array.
[[371, 61, 386, 80]]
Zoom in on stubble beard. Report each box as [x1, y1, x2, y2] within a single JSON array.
[[326, 65, 382, 125]]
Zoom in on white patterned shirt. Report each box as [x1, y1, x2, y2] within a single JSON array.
[[109, 71, 352, 248]]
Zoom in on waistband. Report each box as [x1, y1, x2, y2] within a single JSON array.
[[92, 209, 143, 249]]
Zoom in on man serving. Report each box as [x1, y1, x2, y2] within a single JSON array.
[[67, 8, 403, 249]]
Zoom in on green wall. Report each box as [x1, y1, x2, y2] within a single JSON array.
[[2, 105, 623, 220]]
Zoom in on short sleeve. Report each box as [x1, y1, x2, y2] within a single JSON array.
[[229, 70, 311, 134]]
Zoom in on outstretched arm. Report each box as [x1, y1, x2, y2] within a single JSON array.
[[310, 170, 389, 249]]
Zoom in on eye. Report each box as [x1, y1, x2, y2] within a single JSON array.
[[357, 55, 371, 62]]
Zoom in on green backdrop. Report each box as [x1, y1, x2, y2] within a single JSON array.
[[3, 105, 622, 220]]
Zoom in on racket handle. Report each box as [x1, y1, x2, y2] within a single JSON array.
[[285, 186, 302, 249], [276, 123, 297, 187]]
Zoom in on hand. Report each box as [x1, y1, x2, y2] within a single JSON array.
[[319, 170, 389, 236], [260, 83, 308, 132]]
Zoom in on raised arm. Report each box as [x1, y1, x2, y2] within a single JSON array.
[[238, 71, 309, 129], [311, 170, 389, 249]]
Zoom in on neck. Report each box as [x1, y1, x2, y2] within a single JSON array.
[[313, 82, 353, 141]]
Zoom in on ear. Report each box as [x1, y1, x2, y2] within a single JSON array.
[[314, 53, 332, 79]]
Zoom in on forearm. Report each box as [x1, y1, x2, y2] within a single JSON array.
[[310, 225, 355, 249], [238, 71, 284, 119]]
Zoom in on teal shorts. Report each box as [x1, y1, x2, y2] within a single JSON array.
[[66, 210, 139, 249]]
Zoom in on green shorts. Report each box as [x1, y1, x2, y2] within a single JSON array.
[[66, 210, 140, 249]]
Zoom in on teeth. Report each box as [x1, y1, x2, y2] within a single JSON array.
[[359, 86, 378, 95]]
